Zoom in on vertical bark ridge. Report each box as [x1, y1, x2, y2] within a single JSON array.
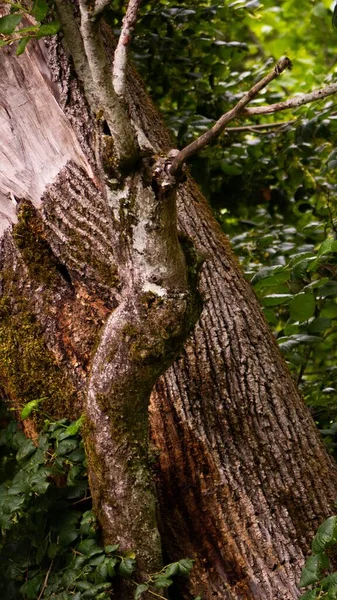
[[150, 180, 337, 598]]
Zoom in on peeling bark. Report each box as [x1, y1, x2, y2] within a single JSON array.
[[0, 16, 337, 600]]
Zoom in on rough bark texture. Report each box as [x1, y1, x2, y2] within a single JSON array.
[[1, 14, 337, 600]]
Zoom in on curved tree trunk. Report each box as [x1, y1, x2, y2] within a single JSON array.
[[0, 11, 337, 600]]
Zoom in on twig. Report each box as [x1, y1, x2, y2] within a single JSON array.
[[37, 560, 54, 600], [226, 120, 295, 133], [169, 56, 292, 176], [78, 0, 139, 168], [71, 494, 92, 506], [243, 82, 337, 116], [113, 0, 142, 97]]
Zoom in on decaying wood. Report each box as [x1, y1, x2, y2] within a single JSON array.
[[1, 11, 337, 600]]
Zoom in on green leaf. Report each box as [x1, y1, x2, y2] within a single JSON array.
[[59, 526, 79, 547], [333, 4, 337, 28], [177, 558, 195, 575], [32, 0, 49, 21], [19, 573, 44, 600], [134, 584, 149, 599], [16, 438, 36, 462], [250, 266, 282, 286], [77, 539, 103, 557], [308, 318, 331, 333], [75, 581, 92, 591], [320, 572, 337, 590], [56, 438, 78, 456], [262, 294, 292, 307], [299, 590, 319, 600], [299, 553, 330, 587], [59, 416, 84, 440], [21, 399, 42, 420], [67, 465, 82, 486], [312, 516, 337, 553], [153, 577, 173, 589], [164, 562, 180, 577], [36, 20, 61, 37], [95, 561, 109, 583], [289, 294, 316, 321], [105, 544, 119, 554], [317, 238, 337, 257], [118, 557, 136, 578], [0, 14, 22, 35], [107, 557, 117, 578], [321, 302, 337, 319], [81, 583, 111, 598]]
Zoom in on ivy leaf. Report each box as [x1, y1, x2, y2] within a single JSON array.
[[299, 590, 319, 600], [177, 558, 195, 575], [77, 539, 103, 557], [81, 583, 111, 598], [36, 20, 61, 37], [0, 14, 22, 35], [105, 544, 119, 554], [153, 576, 173, 588], [134, 584, 149, 599], [299, 553, 330, 587], [312, 516, 337, 554], [118, 557, 136, 578], [59, 416, 84, 440], [56, 438, 78, 456], [16, 438, 36, 462]]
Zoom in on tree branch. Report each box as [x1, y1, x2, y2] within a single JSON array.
[[242, 82, 337, 116], [78, 0, 139, 169], [169, 56, 292, 176], [226, 120, 295, 133], [92, 0, 112, 17], [113, 0, 142, 97]]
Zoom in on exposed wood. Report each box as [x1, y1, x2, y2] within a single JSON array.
[[1, 18, 337, 600], [0, 42, 93, 237]]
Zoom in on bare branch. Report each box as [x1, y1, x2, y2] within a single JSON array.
[[113, 0, 142, 97], [226, 120, 295, 133], [242, 82, 337, 116], [169, 56, 292, 176], [92, 0, 112, 17], [78, 0, 139, 169]]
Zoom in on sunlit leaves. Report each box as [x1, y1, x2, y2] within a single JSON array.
[[0, 14, 22, 34]]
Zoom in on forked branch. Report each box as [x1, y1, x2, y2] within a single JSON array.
[[113, 0, 142, 96], [169, 57, 292, 176], [78, 0, 139, 169], [169, 58, 337, 176]]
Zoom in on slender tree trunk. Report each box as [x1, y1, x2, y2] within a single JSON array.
[[0, 16, 337, 600]]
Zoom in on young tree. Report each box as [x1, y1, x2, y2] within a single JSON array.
[[1, 1, 337, 598]]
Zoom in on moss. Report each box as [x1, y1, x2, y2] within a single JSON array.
[[0, 293, 77, 419], [13, 201, 61, 286], [101, 135, 119, 180], [178, 231, 206, 289]]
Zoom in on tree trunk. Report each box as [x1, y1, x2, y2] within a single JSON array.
[[1, 15, 337, 600]]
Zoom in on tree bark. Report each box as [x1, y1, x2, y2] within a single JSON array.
[[0, 15, 337, 600]]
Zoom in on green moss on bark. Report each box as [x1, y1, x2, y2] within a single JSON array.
[[0, 294, 76, 417], [13, 201, 61, 286]]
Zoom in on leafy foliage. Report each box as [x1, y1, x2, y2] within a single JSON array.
[[299, 516, 337, 599], [228, 202, 337, 451], [0, 0, 60, 55], [0, 411, 195, 599]]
